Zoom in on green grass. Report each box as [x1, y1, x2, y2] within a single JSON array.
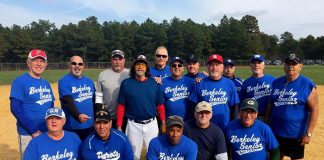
[[1, 66, 324, 85]]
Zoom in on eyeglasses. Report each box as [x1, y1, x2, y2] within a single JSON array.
[[171, 64, 183, 68], [71, 62, 84, 66], [156, 54, 168, 58]]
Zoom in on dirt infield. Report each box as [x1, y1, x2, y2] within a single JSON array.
[[1, 83, 323, 159]]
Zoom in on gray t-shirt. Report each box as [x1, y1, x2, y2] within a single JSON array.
[[96, 68, 130, 118]]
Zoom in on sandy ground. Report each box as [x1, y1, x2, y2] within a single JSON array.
[[0, 83, 323, 159]]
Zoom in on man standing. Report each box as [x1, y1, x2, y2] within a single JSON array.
[[82, 107, 133, 160], [150, 46, 171, 81], [189, 54, 239, 131], [116, 55, 166, 160], [96, 50, 130, 128], [147, 115, 198, 160], [184, 101, 228, 160], [161, 57, 195, 120], [185, 54, 207, 79], [226, 98, 279, 160], [58, 56, 95, 140], [240, 54, 275, 120], [10, 49, 55, 158], [266, 54, 319, 160], [24, 108, 81, 160], [223, 59, 243, 97]]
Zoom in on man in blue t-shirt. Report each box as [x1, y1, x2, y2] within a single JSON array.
[[223, 59, 243, 97], [117, 55, 166, 159], [10, 49, 55, 159], [266, 54, 319, 160], [240, 54, 275, 120], [147, 115, 197, 160], [150, 46, 171, 82], [226, 98, 279, 160], [189, 54, 240, 131], [58, 56, 95, 140], [184, 101, 228, 160], [24, 108, 81, 160], [161, 57, 195, 120], [82, 107, 133, 160]]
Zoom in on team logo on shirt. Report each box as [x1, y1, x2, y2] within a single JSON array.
[[159, 74, 169, 80], [40, 149, 75, 160], [29, 86, 53, 105], [273, 88, 298, 106], [165, 85, 190, 102], [159, 152, 184, 160], [246, 82, 271, 100], [201, 88, 228, 105], [96, 150, 120, 160], [230, 134, 263, 155], [71, 84, 93, 102]]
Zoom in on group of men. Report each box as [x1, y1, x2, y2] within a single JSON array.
[[10, 47, 319, 160]]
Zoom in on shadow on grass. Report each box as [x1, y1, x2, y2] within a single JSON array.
[[0, 144, 20, 160]]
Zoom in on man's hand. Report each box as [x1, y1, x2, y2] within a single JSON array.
[[154, 77, 162, 84], [161, 122, 167, 134], [32, 130, 41, 138], [300, 134, 311, 146], [195, 77, 203, 84], [117, 126, 122, 132], [78, 114, 91, 123]]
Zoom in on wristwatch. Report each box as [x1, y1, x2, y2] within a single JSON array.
[[306, 132, 312, 137]]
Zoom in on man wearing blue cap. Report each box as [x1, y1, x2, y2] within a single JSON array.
[[240, 54, 275, 120], [161, 57, 195, 120], [24, 108, 81, 160], [223, 59, 243, 97]]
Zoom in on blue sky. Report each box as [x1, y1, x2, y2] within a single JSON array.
[[0, 0, 323, 39]]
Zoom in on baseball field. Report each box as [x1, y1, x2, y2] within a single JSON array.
[[0, 66, 323, 159]]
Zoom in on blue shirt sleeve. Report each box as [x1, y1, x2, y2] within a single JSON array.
[[185, 140, 198, 160], [147, 139, 159, 160], [81, 136, 98, 160], [23, 138, 37, 160]]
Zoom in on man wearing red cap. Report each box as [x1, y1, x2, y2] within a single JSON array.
[[10, 49, 55, 159], [189, 54, 239, 132]]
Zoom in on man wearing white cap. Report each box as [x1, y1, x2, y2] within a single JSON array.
[[10, 49, 55, 159], [96, 50, 130, 129], [184, 101, 228, 160], [24, 108, 81, 160]]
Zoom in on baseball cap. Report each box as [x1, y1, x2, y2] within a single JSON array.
[[195, 101, 212, 112], [207, 54, 223, 64], [250, 54, 265, 63], [45, 108, 65, 119], [28, 49, 47, 61], [167, 115, 184, 128], [95, 108, 112, 122], [224, 59, 236, 66], [170, 57, 184, 64], [284, 54, 303, 64], [240, 98, 258, 112], [186, 54, 198, 63], [111, 50, 125, 58], [134, 55, 148, 64]]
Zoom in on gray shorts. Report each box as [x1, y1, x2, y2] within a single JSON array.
[[18, 134, 32, 160]]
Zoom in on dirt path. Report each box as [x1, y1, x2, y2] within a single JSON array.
[[1, 84, 323, 159]]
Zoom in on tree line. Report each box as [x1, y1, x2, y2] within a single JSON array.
[[0, 15, 323, 63]]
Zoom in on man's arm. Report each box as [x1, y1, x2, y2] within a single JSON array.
[[268, 148, 280, 160], [81, 139, 98, 160], [61, 95, 91, 123], [230, 104, 239, 120], [301, 87, 319, 145], [157, 104, 166, 134], [116, 104, 125, 131], [264, 100, 273, 124]]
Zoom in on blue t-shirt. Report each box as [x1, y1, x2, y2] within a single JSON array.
[[58, 74, 95, 130], [223, 76, 243, 97], [161, 76, 195, 120], [24, 131, 81, 160], [150, 66, 171, 80], [147, 134, 197, 160], [82, 129, 134, 160], [117, 77, 164, 120], [240, 74, 275, 115], [184, 72, 207, 79], [269, 75, 315, 138], [225, 119, 279, 160], [189, 77, 239, 131], [10, 73, 54, 135]]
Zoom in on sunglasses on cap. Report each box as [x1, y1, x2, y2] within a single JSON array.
[[156, 54, 168, 58], [71, 62, 84, 66], [171, 64, 183, 68]]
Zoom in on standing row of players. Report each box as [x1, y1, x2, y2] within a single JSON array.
[[10, 47, 319, 160]]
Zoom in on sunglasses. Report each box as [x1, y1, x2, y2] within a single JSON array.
[[156, 54, 168, 58], [71, 62, 84, 66], [171, 64, 183, 68]]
